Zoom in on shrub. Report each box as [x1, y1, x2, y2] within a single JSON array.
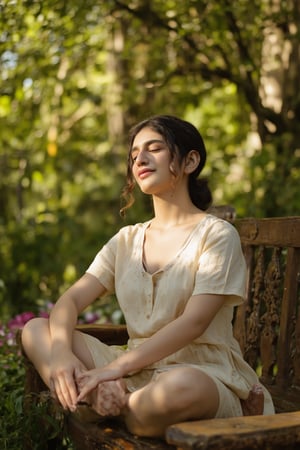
[[0, 311, 73, 449], [0, 302, 122, 450]]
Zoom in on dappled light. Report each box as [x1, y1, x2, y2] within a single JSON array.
[[1, 2, 299, 447]]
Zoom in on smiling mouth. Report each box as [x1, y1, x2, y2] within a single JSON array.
[[138, 169, 154, 179]]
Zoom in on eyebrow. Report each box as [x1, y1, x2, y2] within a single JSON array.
[[131, 139, 166, 153]]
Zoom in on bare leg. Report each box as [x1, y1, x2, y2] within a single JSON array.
[[121, 376, 264, 437], [21, 317, 95, 387], [241, 384, 264, 416], [121, 367, 220, 437]]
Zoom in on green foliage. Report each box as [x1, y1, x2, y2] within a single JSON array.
[[0, 0, 299, 319], [0, 343, 25, 449], [0, 2, 299, 446], [0, 333, 71, 449], [0, 305, 122, 450]]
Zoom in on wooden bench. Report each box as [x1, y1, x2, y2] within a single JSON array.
[[20, 216, 300, 449]]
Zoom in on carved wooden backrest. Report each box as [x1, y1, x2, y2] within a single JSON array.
[[233, 217, 300, 412]]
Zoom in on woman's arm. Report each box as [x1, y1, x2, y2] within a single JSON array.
[[49, 273, 106, 349], [48, 273, 107, 409], [77, 293, 226, 401]]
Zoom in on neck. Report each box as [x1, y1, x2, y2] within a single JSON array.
[[151, 190, 202, 228]]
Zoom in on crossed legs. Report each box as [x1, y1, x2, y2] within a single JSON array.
[[21, 319, 264, 438]]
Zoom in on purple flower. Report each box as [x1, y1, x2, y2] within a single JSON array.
[[8, 312, 35, 330]]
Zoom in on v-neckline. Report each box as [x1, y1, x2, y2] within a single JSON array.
[[141, 216, 208, 275]]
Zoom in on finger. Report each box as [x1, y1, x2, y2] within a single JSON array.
[[49, 379, 58, 401], [55, 374, 78, 410], [65, 373, 79, 408], [74, 367, 88, 390], [74, 366, 86, 380], [77, 380, 98, 403], [53, 378, 68, 410], [74, 366, 88, 382]]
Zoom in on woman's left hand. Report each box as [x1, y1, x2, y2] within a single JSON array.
[[75, 366, 123, 403]]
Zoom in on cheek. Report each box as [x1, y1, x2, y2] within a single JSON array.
[[169, 161, 180, 178], [131, 165, 138, 181]]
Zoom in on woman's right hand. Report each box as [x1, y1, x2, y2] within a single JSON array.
[[49, 349, 86, 411], [46, 273, 107, 410]]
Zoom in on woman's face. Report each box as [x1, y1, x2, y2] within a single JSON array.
[[130, 127, 180, 196]]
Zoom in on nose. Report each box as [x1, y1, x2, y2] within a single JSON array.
[[135, 149, 148, 165]]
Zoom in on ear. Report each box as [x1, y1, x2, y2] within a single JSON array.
[[184, 150, 200, 174]]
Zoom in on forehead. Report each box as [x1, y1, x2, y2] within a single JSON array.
[[131, 127, 165, 150]]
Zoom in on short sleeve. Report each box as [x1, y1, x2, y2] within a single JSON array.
[[192, 220, 246, 306], [86, 233, 118, 294]]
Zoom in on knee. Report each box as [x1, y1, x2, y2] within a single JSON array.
[[159, 368, 196, 404], [21, 317, 48, 352], [124, 369, 201, 437], [165, 367, 196, 390], [155, 367, 216, 415]]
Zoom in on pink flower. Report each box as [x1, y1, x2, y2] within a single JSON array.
[[82, 311, 100, 324], [8, 312, 35, 330]]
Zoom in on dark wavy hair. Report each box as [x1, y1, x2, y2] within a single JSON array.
[[120, 115, 212, 216]]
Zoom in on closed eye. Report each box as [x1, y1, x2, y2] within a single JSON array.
[[148, 147, 163, 152], [131, 147, 164, 162], [130, 139, 167, 163], [131, 152, 138, 162]]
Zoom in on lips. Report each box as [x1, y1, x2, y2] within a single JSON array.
[[138, 169, 154, 179]]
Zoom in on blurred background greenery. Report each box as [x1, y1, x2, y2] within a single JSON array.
[[0, 0, 299, 320]]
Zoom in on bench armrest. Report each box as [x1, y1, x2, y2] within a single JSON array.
[[166, 411, 300, 449]]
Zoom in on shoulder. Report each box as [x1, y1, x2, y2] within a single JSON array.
[[200, 214, 241, 248], [202, 214, 238, 236], [118, 220, 150, 236], [110, 220, 150, 244]]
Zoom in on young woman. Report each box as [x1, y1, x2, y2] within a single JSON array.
[[22, 115, 274, 437]]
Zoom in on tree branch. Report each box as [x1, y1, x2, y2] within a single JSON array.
[[111, 0, 284, 136]]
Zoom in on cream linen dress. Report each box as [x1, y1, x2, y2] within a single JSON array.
[[83, 214, 274, 417]]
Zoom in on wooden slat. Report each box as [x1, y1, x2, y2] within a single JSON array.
[[76, 324, 129, 345], [276, 247, 300, 386], [166, 411, 300, 450], [235, 217, 300, 247], [294, 300, 300, 386], [233, 245, 254, 353], [259, 246, 282, 386], [267, 386, 300, 413]]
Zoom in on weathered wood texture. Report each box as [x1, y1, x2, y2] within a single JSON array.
[[166, 412, 300, 450], [233, 217, 300, 412], [67, 416, 174, 450], [20, 216, 300, 449]]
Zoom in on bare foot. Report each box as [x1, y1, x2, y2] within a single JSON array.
[[241, 384, 264, 416], [91, 379, 127, 417]]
